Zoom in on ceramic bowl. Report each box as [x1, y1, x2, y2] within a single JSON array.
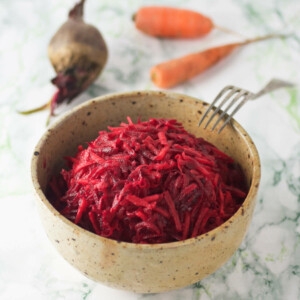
[[31, 91, 260, 293]]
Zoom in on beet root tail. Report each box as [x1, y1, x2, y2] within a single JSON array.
[[18, 89, 62, 126]]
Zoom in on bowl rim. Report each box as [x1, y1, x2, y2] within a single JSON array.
[[31, 90, 261, 250]]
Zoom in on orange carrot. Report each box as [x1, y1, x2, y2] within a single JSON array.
[[150, 34, 286, 88], [134, 6, 242, 39]]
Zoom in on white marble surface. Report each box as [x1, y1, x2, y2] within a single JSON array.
[[0, 0, 300, 299]]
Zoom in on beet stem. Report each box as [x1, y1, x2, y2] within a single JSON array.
[[69, 0, 86, 19]]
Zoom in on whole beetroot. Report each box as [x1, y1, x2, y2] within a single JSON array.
[[21, 0, 108, 123]]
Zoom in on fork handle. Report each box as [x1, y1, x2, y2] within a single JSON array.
[[251, 78, 294, 100]]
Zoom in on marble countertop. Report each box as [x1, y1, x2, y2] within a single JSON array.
[[1, 0, 300, 299]]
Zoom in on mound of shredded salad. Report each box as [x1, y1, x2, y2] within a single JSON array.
[[49, 117, 247, 244]]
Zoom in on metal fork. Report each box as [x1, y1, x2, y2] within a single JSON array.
[[198, 78, 294, 134]]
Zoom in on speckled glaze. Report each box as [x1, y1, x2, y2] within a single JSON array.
[[31, 91, 260, 293]]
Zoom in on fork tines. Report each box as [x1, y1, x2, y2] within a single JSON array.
[[198, 86, 251, 134]]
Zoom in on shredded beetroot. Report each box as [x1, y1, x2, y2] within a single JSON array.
[[48, 118, 247, 244]]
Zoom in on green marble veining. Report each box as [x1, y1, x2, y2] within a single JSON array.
[[285, 89, 300, 130], [0, 0, 299, 299]]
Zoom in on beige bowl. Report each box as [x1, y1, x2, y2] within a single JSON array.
[[31, 91, 260, 293]]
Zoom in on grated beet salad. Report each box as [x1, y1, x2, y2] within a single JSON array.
[[48, 117, 247, 244]]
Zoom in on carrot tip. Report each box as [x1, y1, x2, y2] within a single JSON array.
[[132, 13, 137, 22], [151, 72, 156, 82], [214, 25, 246, 39]]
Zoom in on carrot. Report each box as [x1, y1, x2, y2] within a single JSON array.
[[134, 6, 242, 39], [150, 34, 287, 88]]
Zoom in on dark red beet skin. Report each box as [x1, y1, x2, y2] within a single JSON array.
[[48, 118, 247, 244]]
